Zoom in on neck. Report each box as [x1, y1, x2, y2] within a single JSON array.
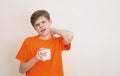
[[39, 34, 52, 40]]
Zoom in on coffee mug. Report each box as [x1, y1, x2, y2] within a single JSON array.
[[38, 48, 51, 60]]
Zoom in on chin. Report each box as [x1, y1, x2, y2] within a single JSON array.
[[40, 33, 49, 36]]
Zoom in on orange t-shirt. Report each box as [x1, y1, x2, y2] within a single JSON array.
[[16, 35, 71, 76]]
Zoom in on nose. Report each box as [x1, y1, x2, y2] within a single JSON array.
[[38, 23, 44, 28]]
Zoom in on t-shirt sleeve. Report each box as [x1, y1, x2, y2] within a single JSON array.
[[16, 39, 29, 62], [57, 37, 71, 51]]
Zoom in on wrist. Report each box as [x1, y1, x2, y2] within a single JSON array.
[[33, 55, 39, 62], [51, 28, 56, 34]]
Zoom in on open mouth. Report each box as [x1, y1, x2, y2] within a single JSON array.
[[41, 29, 46, 32]]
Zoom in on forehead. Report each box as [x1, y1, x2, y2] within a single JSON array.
[[34, 16, 51, 26], [36, 16, 48, 22]]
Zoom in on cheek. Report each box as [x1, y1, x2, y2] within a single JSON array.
[[34, 27, 40, 31], [46, 26, 51, 30]]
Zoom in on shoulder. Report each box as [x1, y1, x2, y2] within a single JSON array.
[[24, 35, 38, 42], [54, 36, 63, 42]]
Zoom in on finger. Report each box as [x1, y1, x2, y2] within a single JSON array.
[[39, 48, 46, 51]]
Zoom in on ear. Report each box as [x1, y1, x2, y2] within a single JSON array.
[[49, 20, 52, 26]]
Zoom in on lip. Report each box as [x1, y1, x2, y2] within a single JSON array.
[[41, 29, 46, 32]]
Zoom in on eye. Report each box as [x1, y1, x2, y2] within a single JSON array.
[[41, 21, 46, 24]]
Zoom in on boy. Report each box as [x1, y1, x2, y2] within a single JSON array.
[[16, 10, 74, 76]]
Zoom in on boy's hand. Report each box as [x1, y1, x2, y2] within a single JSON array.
[[50, 28, 74, 45], [36, 48, 47, 61], [50, 28, 60, 37]]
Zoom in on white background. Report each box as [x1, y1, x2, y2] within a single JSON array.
[[0, 0, 120, 76]]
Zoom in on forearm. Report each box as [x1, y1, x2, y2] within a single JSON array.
[[52, 28, 74, 45], [19, 56, 39, 74]]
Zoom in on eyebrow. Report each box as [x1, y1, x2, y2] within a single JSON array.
[[35, 23, 40, 26]]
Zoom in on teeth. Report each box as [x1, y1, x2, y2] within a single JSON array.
[[41, 29, 46, 32]]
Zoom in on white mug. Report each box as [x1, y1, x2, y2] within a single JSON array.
[[38, 48, 51, 60]]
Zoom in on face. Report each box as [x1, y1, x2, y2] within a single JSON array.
[[34, 16, 52, 36]]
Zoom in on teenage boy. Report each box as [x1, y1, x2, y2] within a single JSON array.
[[16, 10, 74, 76]]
